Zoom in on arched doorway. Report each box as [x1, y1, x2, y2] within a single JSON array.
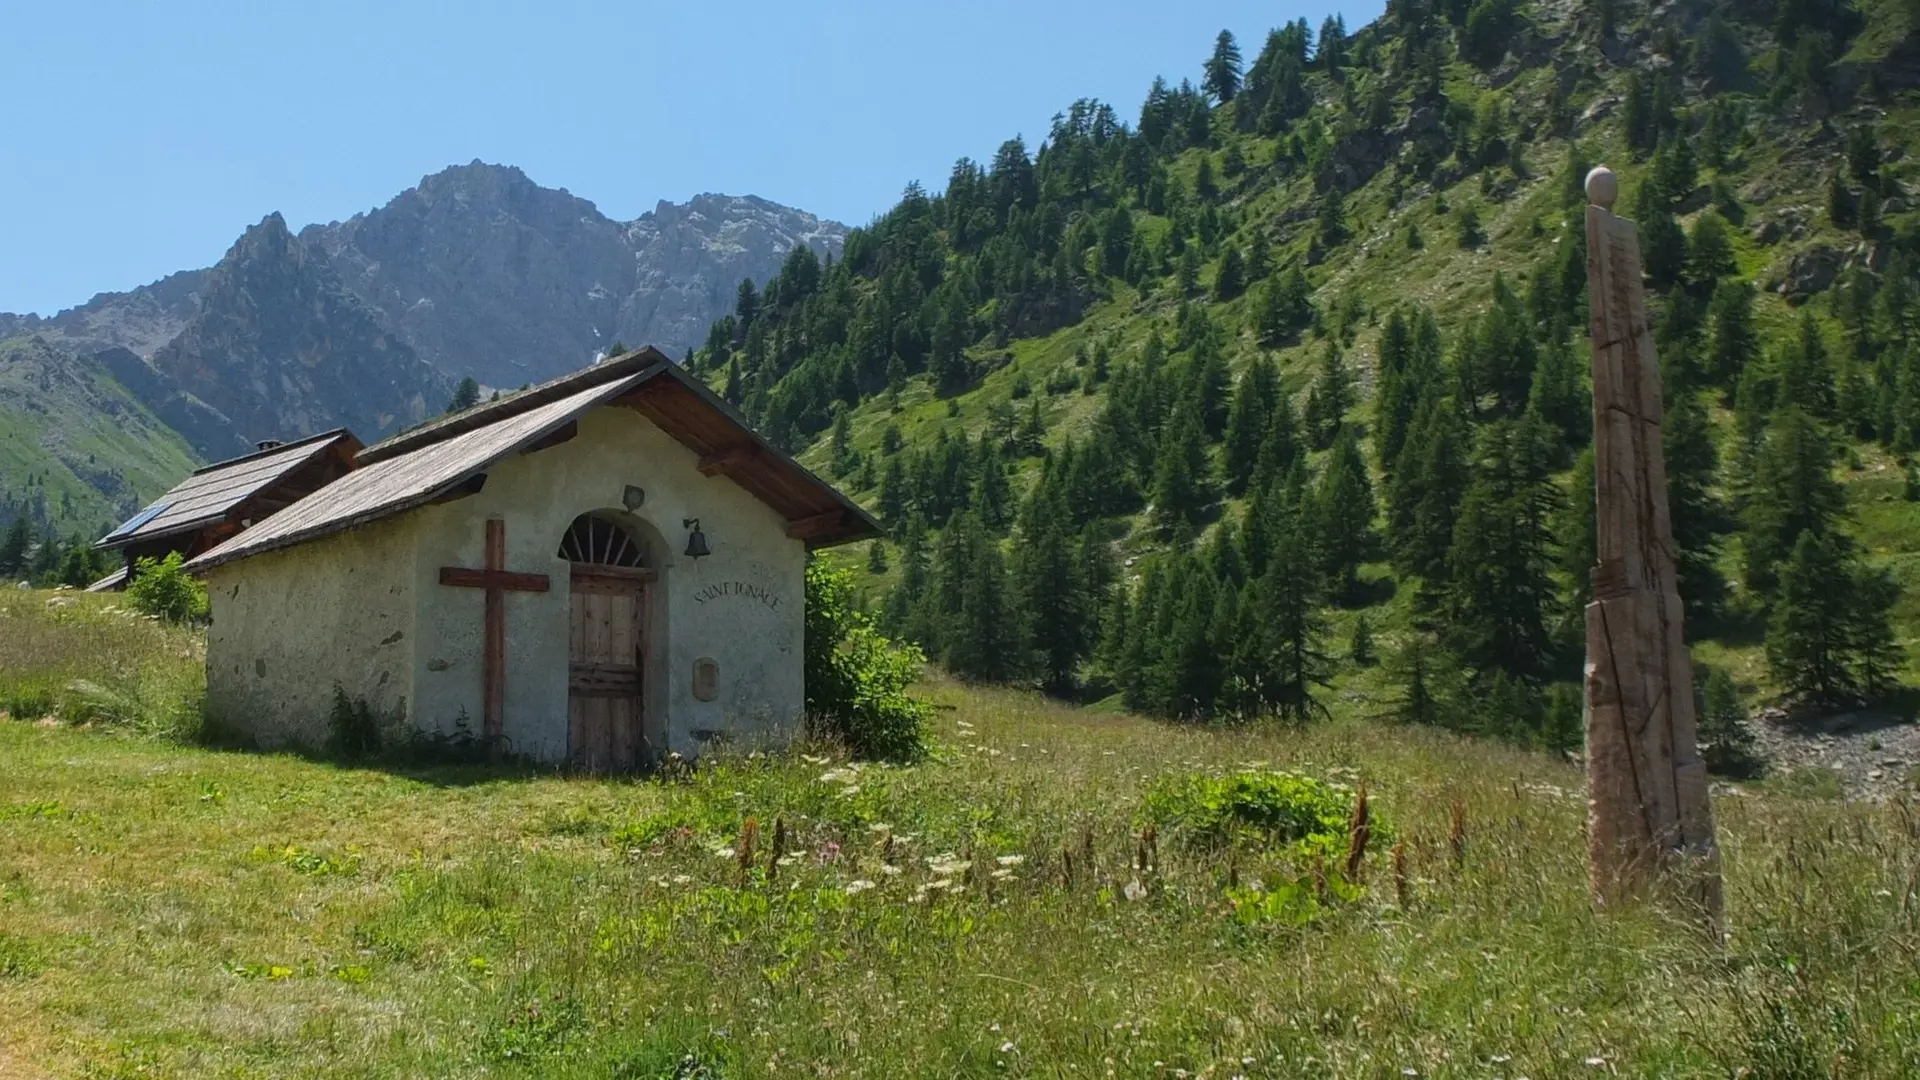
[[557, 512, 655, 772]]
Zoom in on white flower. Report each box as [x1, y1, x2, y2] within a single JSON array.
[[672, 874, 691, 885], [713, 845, 736, 859], [999, 1041, 1015, 1053], [801, 754, 830, 765], [991, 869, 1014, 881], [925, 854, 971, 876], [879, 864, 903, 877], [844, 879, 876, 895], [995, 854, 1025, 867], [1584, 1058, 1606, 1068], [839, 784, 861, 797], [1123, 879, 1148, 902]]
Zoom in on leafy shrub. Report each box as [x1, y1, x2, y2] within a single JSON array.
[[1144, 769, 1382, 855], [125, 552, 208, 624], [328, 687, 382, 760], [804, 559, 930, 762]]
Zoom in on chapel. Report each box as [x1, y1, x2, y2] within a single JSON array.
[[157, 347, 876, 770]]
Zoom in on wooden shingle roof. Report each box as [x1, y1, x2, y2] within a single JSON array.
[[97, 429, 362, 550], [186, 348, 877, 573]]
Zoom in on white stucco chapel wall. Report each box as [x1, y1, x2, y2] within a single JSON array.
[[203, 402, 809, 764], [204, 516, 415, 750]]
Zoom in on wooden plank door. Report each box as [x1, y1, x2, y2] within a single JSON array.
[[567, 565, 650, 772]]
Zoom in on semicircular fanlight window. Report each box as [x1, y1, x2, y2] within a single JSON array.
[[557, 514, 646, 568]]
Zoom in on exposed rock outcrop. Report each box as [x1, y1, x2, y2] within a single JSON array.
[[149, 214, 447, 457]]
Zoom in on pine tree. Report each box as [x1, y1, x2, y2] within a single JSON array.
[[1700, 666, 1762, 777], [1706, 280, 1759, 387], [1304, 343, 1354, 450], [1246, 229, 1271, 280], [735, 277, 760, 331], [28, 528, 63, 585], [1443, 419, 1561, 675], [1386, 636, 1446, 726], [1541, 682, 1583, 755], [1249, 529, 1332, 723], [1151, 395, 1215, 535], [1767, 530, 1862, 703], [1636, 178, 1687, 291], [1742, 404, 1845, 594], [1387, 396, 1471, 588], [828, 404, 856, 477], [1315, 188, 1348, 251], [944, 520, 1018, 682], [1194, 341, 1233, 440], [1349, 612, 1376, 666], [1012, 498, 1094, 695], [1778, 313, 1836, 421], [1558, 447, 1598, 612], [1665, 384, 1729, 620], [882, 514, 935, 647], [0, 516, 30, 577], [1252, 390, 1302, 495], [1313, 427, 1376, 603], [1687, 210, 1738, 285], [1524, 337, 1590, 454], [1204, 30, 1244, 103], [1213, 245, 1247, 300], [867, 539, 889, 574], [1224, 355, 1280, 495], [446, 376, 482, 413]]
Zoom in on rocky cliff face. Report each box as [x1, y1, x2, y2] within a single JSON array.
[[302, 163, 846, 388], [614, 193, 847, 368], [148, 214, 447, 458], [0, 268, 209, 362]]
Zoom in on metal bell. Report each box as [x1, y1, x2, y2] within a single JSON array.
[[683, 518, 711, 559]]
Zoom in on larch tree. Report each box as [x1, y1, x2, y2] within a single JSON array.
[[1204, 30, 1243, 103]]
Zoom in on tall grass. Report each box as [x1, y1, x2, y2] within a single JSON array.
[[2, 599, 1917, 1076], [0, 590, 206, 740]]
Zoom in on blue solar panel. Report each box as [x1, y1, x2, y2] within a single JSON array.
[[104, 501, 171, 541]]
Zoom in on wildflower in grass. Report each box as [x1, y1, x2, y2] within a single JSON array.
[[995, 854, 1024, 867], [818, 841, 842, 863], [844, 879, 876, 895], [926, 853, 970, 876], [879, 864, 903, 876]]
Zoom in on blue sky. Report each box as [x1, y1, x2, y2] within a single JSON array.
[[1, 0, 1377, 317]]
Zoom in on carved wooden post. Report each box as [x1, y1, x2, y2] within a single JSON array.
[[1582, 166, 1723, 925]]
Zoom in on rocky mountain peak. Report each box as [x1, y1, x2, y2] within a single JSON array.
[[148, 215, 446, 458]]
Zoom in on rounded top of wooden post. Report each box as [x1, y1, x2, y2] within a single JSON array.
[[1585, 165, 1618, 210]]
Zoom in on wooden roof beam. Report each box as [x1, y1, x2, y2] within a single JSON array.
[[698, 442, 759, 477], [786, 509, 846, 541]]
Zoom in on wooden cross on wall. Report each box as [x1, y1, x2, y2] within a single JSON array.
[[439, 518, 549, 757]]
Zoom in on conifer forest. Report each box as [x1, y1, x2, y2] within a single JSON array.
[[694, 0, 1920, 748]]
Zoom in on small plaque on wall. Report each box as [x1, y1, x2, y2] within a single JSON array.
[[692, 657, 719, 701]]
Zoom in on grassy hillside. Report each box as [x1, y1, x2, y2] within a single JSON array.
[[0, 335, 201, 539], [1, 591, 1916, 1077], [694, 0, 1920, 728]]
